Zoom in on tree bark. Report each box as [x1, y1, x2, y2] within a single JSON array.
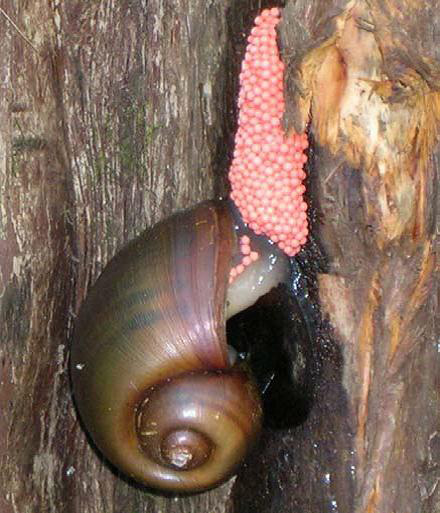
[[0, 0, 250, 511], [0, 1, 438, 513]]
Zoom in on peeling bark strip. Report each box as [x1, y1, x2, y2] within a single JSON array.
[[299, 3, 439, 243], [0, 1, 438, 513]]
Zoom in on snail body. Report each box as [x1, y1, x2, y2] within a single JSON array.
[[71, 200, 290, 493]]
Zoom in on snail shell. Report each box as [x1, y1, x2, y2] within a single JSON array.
[[70, 200, 290, 493]]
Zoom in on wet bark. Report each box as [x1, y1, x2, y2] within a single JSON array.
[[0, 1, 438, 513]]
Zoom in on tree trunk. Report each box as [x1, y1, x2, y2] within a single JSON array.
[[0, 1, 438, 513]]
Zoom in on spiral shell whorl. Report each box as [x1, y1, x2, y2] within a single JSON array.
[[135, 370, 262, 490]]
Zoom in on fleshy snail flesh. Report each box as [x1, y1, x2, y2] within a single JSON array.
[[70, 200, 291, 493]]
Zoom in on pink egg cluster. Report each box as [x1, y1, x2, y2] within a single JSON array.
[[229, 235, 259, 283], [229, 7, 309, 257]]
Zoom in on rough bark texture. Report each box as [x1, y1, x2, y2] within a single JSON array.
[[0, 1, 438, 513], [0, 1, 277, 512]]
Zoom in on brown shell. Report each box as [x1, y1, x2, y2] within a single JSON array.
[[70, 200, 262, 492]]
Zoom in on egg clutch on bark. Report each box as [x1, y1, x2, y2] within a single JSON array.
[[70, 8, 309, 494]]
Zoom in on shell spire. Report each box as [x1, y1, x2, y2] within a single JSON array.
[[229, 7, 309, 257]]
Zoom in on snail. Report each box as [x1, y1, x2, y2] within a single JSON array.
[[71, 200, 291, 493], [71, 6, 310, 494]]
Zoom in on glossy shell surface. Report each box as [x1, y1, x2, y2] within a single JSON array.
[[71, 201, 262, 492]]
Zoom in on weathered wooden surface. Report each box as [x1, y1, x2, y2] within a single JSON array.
[[0, 0, 264, 511], [0, 0, 438, 512]]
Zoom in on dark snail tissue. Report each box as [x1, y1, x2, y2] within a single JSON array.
[[226, 272, 314, 429]]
